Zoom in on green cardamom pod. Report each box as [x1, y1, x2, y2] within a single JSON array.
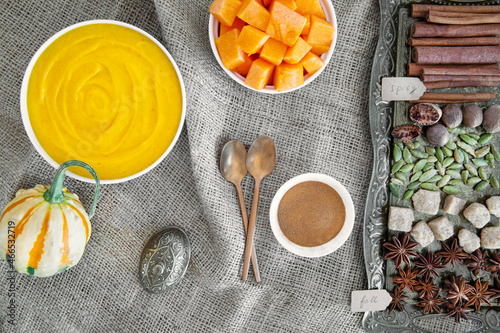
[[478, 133, 493, 145], [393, 145, 402, 162], [429, 175, 442, 182], [395, 171, 407, 181], [457, 141, 475, 156], [443, 186, 461, 195], [468, 133, 480, 140], [447, 127, 466, 135], [478, 167, 488, 181], [464, 163, 478, 176], [407, 181, 421, 190], [422, 163, 434, 172], [410, 149, 428, 159], [410, 172, 422, 183], [460, 134, 478, 146], [421, 183, 439, 191], [420, 169, 437, 182], [491, 175, 499, 188], [413, 159, 427, 173], [437, 175, 451, 188], [436, 161, 445, 176], [426, 147, 436, 155], [402, 190, 414, 200], [491, 145, 500, 162], [448, 179, 463, 186], [447, 162, 462, 170], [475, 146, 490, 158], [400, 164, 414, 173], [395, 140, 404, 150], [461, 170, 469, 184], [442, 157, 454, 168], [436, 147, 444, 163], [427, 156, 438, 163], [472, 158, 488, 167], [474, 180, 489, 191], [467, 177, 482, 186], [389, 183, 400, 197], [445, 141, 457, 150], [391, 160, 404, 174], [403, 147, 413, 164], [442, 146, 453, 157], [446, 170, 461, 179]]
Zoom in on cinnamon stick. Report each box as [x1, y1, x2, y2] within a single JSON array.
[[407, 63, 499, 77], [408, 37, 500, 46], [412, 46, 500, 65], [424, 81, 500, 89], [428, 11, 500, 25], [409, 92, 496, 104], [421, 74, 500, 83], [412, 22, 500, 38], [421, 65, 500, 76], [412, 4, 500, 18]]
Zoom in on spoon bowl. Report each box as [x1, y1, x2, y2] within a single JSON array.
[[246, 136, 277, 180], [220, 141, 248, 185]]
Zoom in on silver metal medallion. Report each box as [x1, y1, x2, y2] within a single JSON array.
[[139, 226, 191, 293]]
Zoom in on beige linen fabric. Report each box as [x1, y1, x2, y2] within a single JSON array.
[[0, 0, 379, 331]]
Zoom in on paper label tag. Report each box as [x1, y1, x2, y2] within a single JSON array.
[[381, 77, 426, 101], [351, 290, 392, 313]]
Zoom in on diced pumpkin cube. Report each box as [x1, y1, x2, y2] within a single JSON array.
[[305, 15, 334, 55], [273, 63, 304, 91], [300, 51, 324, 75], [260, 38, 287, 66], [236, 53, 257, 76], [220, 17, 247, 36], [295, 0, 326, 20], [237, 0, 270, 31], [266, 1, 307, 47], [283, 37, 312, 64], [245, 58, 275, 90], [215, 28, 246, 70], [210, 0, 243, 27], [237, 25, 270, 55], [272, 0, 297, 11], [301, 14, 311, 35]]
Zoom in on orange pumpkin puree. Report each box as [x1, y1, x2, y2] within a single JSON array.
[[27, 24, 183, 180]]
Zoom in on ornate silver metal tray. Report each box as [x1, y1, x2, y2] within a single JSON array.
[[363, 0, 500, 331]]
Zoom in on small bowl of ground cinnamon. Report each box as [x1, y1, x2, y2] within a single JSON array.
[[269, 173, 354, 257]]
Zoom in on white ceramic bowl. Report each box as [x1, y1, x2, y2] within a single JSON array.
[[269, 173, 355, 257], [20, 20, 186, 184], [208, 1, 337, 94]]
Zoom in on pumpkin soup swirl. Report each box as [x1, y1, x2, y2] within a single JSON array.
[[27, 24, 183, 180]]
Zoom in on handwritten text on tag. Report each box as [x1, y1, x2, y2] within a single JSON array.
[[351, 290, 392, 312], [381, 77, 426, 101]]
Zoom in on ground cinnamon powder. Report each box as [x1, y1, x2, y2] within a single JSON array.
[[277, 181, 346, 247]]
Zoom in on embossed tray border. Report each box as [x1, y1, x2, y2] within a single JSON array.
[[362, 0, 500, 331]]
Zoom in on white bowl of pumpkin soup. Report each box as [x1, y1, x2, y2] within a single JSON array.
[[269, 173, 354, 257], [20, 20, 185, 184]]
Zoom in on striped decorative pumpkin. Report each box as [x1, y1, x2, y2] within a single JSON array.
[[0, 161, 100, 277]]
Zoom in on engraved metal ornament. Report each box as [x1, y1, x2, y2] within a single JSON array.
[[139, 227, 190, 294], [363, 0, 500, 331]]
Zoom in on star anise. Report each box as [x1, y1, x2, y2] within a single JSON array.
[[487, 251, 500, 275], [414, 277, 439, 299], [436, 239, 470, 267], [466, 249, 488, 276], [489, 276, 500, 306], [414, 252, 444, 280], [445, 275, 473, 306], [383, 233, 418, 268], [445, 302, 473, 323], [465, 278, 494, 312], [388, 286, 408, 313], [392, 267, 419, 292], [416, 293, 445, 314]]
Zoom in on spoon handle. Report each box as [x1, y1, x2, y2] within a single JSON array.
[[236, 185, 260, 282], [242, 179, 260, 281]]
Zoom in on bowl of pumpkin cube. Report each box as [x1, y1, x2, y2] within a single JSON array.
[[208, 0, 337, 93]]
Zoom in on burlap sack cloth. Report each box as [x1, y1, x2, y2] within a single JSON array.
[[0, 1, 379, 332]]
